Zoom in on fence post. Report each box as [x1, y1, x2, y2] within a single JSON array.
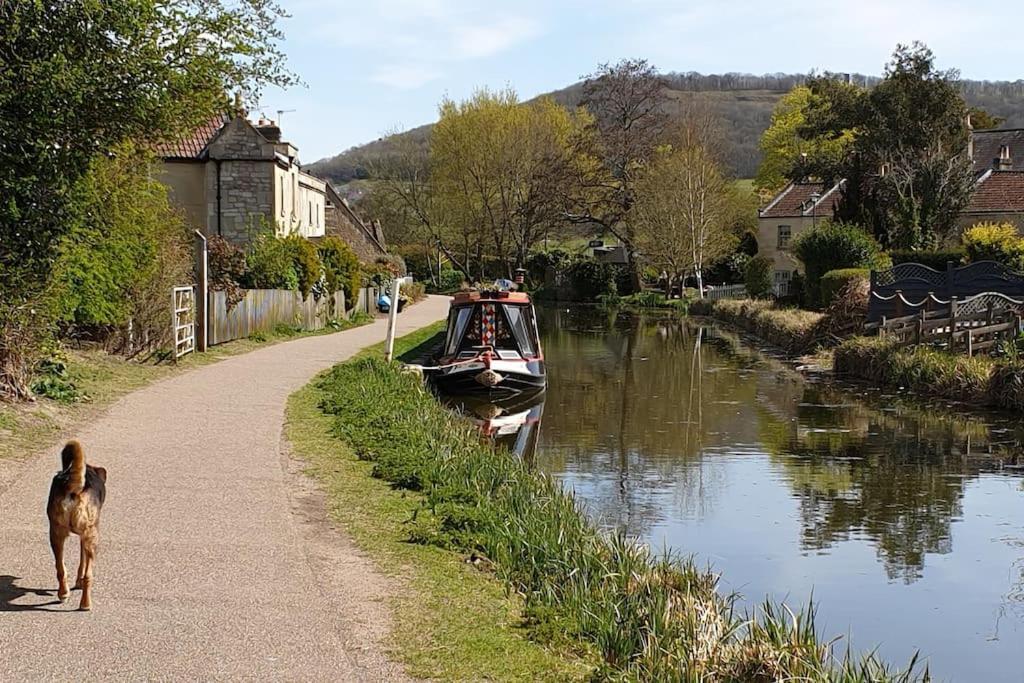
[[948, 296, 958, 351], [946, 260, 955, 300], [895, 290, 904, 318], [193, 231, 208, 352], [986, 301, 994, 326], [915, 310, 924, 345], [384, 278, 401, 362], [966, 329, 973, 357], [879, 315, 887, 338]]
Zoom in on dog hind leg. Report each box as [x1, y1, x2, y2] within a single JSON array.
[[73, 536, 85, 590], [50, 527, 70, 601], [78, 529, 98, 611]]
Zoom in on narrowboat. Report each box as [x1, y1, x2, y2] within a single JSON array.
[[432, 288, 545, 396]]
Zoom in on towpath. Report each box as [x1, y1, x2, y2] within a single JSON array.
[[0, 295, 449, 680]]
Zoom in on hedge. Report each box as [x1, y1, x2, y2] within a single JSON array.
[[820, 268, 870, 308]]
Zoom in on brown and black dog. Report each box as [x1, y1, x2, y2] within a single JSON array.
[[46, 440, 106, 610]]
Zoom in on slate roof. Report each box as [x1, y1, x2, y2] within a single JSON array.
[[971, 129, 1024, 173], [759, 181, 842, 219], [965, 170, 1024, 214], [154, 113, 231, 160]]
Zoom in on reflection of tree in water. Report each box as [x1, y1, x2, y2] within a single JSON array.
[[760, 385, 1023, 583], [536, 306, 1024, 583], [536, 307, 749, 536]]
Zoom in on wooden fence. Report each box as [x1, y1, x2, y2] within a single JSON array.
[[703, 284, 747, 301], [208, 289, 346, 347], [866, 292, 1023, 356]]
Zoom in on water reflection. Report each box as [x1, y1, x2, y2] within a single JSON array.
[[533, 305, 1024, 680], [441, 390, 545, 460]]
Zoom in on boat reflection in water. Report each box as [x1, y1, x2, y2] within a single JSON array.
[[441, 390, 545, 462]]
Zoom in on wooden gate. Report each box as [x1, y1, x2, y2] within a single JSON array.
[[173, 286, 196, 359]]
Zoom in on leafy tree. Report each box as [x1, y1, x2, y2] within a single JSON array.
[[799, 44, 975, 249], [632, 112, 738, 296], [318, 236, 362, 306], [962, 222, 1024, 270], [967, 107, 1004, 130], [0, 0, 295, 398], [430, 89, 591, 278], [792, 220, 888, 308], [755, 86, 855, 197]]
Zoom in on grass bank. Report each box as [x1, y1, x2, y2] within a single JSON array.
[[835, 336, 1024, 411], [691, 298, 823, 354], [0, 314, 371, 462], [286, 321, 592, 681], [293, 328, 925, 681]]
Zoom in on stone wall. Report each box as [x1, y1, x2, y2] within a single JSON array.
[[205, 118, 277, 244], [324, 205, 387, 262]]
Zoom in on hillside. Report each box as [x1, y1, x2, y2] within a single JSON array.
[[308, 72, 1024, 185]]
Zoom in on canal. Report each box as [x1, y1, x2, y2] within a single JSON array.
[[517, 306, 1023, 681]]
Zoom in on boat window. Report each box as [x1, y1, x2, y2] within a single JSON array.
[[445, 307, 473, 355], [502, 305, 536, 356]]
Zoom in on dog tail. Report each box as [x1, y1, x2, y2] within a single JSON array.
[[61, 440, 86, 494]]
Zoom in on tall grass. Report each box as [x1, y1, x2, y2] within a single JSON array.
[[691, 299, 823, 354], [835, 336, 1024, 410], [316, 357, 926, 681]]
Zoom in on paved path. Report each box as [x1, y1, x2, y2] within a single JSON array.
[[0, 296, 449, 681]]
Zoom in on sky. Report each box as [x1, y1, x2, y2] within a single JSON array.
[[264, 0, 1024, 164]]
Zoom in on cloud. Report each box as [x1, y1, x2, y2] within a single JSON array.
[[370, 64, 443, 90], [301, 1, 545, 88]]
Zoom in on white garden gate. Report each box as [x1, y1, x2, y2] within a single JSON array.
[[173, 286, 196, 359]]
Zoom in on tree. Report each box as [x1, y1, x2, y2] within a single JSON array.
[[0, 0, 295, 398], [429, 89, 590, 279], [632, 115, 737, 297], [567, 59, 669, 287], [798, 44, 975, 249], [755, 85, 855, 197]]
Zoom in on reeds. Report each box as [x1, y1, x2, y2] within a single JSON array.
[[691, 299, 823, 354], [834, 336, 1024, 411], [316, 357, 927, 681]]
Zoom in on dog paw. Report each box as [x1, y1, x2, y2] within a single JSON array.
[[57, 591, 70, 602], [78, 602, 91, 612]]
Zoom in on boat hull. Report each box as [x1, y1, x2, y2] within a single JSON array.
[[432, 360, 546, 397]]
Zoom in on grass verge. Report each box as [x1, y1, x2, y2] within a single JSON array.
[[286, 322, 592, 681], [835, 336, 1024, 411], [691, 298, 823, 354], [291, 326, 926, 681], [0, 314, 372, 462]]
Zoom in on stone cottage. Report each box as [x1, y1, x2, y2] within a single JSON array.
[[157, 114, 326, 244]]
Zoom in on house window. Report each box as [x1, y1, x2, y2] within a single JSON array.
[[280, 184, 285, 216], [777, 224, 791, 250], [308, 200, 313, 226]]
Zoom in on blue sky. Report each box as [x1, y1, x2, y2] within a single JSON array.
[[263, 0, 1024, 164]]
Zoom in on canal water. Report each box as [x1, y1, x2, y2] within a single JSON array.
[[519, 306, 1023, 681]]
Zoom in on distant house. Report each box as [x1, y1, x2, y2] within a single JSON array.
[[156, 113, 326, 244], [322, 183, 387, 262], [960, 128, 1024, 229], [756, 128, 1024, 279], [756, 180, 841, 280]]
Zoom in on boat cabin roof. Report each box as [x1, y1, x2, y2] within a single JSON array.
[[451, 290, 532, 307]]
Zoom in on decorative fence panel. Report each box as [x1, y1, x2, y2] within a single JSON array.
[[703, 284, 748, 302], [869, 260, 1024, 321], [208, 289, 346, 347]]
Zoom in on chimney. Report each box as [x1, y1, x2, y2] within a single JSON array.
[[256, 119, 282, 143], [967, 114, 974, 162], [996, 144, 1012, 171]]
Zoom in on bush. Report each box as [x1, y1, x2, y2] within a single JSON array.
[[743, 255, 774, 298], [318, 236, 361, 306], [433, 267, 466, 293], [962, 222, 1024, 270], [51, 146, 192, 349], [888, 249, 964, 270], [243, 233, 300, 292], [820, 268, 870, 308], [207, 236, 247, 309], [566, 259, 618, 300], [793, 221, 888, 309]]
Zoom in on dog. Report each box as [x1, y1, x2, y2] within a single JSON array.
[[46, 440, 106, 610]]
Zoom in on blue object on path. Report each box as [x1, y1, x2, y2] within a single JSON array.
[[377, 294, 391, 313]]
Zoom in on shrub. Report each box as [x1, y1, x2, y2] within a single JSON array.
[[207, 236, 247, 309], [743, 255, 774, 298], [793, 221, 888, 308], [281, 235, 323, 299], [51, 146, 192, 349], [962, 222, 1024, 270], [888, 249, 964, 270], [243, 233, 300, 292], [434, 267, 466, 293], [318, 236, 361, 305], [566, 259, 617, 300], [820, 268, 870, 308]]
